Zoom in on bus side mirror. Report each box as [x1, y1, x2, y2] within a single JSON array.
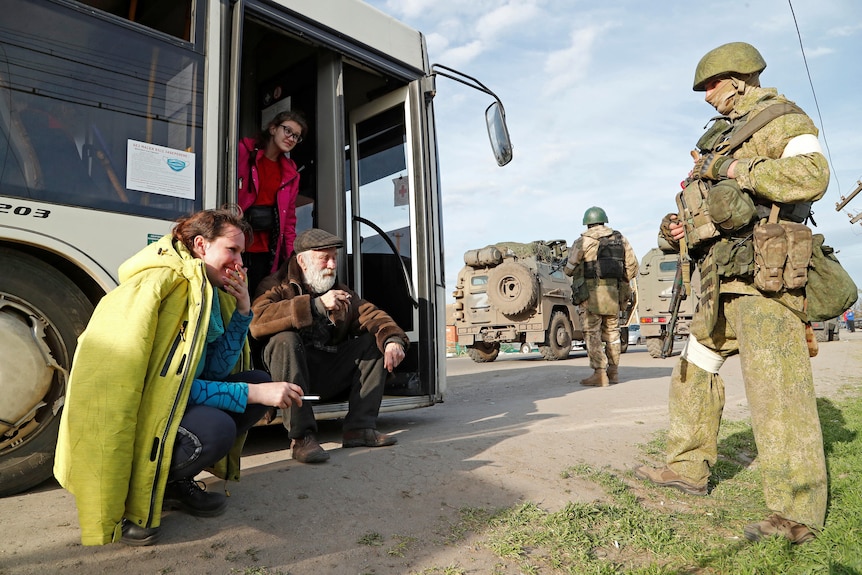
[[485, 101, 512, 167]]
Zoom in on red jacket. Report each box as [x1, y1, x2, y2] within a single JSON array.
[[237, 137, 300, 272]]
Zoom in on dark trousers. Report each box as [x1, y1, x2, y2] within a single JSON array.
[[263, 331, 387, 440], [168, 370, 270, 481]]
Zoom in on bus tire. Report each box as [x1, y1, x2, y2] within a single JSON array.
[[467, 342, 499, 363], [0, 249, 93, 497], [486, 262, 538, 316], [539, 311, 572, 361]]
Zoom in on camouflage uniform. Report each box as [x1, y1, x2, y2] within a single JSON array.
[[662, 85, 829, 529], [565, 225, 638, 373]]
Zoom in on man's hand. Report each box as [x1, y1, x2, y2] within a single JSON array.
[[247, 381, 304, 409], [384, 341, 405, 372], [693, 152, 736, 181], [660, 213, 686, 242], [319, 289, 352, 312]]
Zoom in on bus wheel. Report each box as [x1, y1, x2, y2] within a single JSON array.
[[467, 342, 499, 363], [540, 311, 572, 361], [0, 249, 93, 497]]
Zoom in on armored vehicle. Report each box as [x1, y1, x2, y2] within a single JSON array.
[[451, 240, 632, 363], [636, 247, 701, 358]]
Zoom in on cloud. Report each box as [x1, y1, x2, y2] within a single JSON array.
[[543, 23, 616, 97]]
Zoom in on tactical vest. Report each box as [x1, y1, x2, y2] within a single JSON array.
[[583, 231, 625, 280], [696, 102, 813, 228]]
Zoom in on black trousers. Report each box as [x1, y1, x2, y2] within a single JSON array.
[[262, 331, 387, 440], [168, 370, 270, 481]]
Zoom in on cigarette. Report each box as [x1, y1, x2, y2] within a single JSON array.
[[301, 395, 320, 401]]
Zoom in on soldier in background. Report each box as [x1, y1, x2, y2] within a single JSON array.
[[635, 42, 829, 545], [564, 207, 638, 386]]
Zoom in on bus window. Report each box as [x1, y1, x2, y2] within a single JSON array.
[[78, 0, 195, 41], [0, 0, 203, 220]]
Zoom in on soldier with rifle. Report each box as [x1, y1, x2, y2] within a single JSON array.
[[635, 42, 829, 545]]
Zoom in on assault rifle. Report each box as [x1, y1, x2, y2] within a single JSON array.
[[661, 235, 690, 359]]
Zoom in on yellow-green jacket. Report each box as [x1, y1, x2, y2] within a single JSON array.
[[54, 234, 250, 545]]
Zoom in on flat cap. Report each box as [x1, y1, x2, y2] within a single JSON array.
[[293, 228, 343, 254]]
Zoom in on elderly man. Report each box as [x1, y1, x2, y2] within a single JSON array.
[[250, 228, 408, 463]]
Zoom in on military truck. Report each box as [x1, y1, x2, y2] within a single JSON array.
[[636, 247, 701, 358], [451, 239, 632, 363], [811, 318, 840, 342]]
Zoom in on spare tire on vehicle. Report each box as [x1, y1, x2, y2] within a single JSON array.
[[486, 262, 539, 316]]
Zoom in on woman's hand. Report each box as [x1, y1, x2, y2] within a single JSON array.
[[223, 263, 251, 315], [246, 381, 304, 409]]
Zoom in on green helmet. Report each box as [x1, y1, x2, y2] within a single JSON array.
[[583, 206, 608, 225], [693, 42, 766, 91]]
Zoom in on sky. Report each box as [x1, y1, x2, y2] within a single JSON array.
[[364, 0, 862, 303]]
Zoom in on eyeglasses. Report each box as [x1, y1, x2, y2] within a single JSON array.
[[278, 124, 303, 143]]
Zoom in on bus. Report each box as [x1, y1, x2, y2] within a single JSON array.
[[0, 0, 512, 497]]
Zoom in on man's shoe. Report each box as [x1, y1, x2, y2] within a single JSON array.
[[342, 428, 397, 448], [292, 434, 330, 463], [121, 519, 161, 546], [163, 478, 227, 517], [634, 465, 707, 496], [606, 365, 619, 384], [744, 513, 816, 544], [580, 369, 609, 387]]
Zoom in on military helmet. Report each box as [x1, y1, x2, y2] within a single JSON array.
[[582, 206, 608, 225], [693, 42, 766, 91]]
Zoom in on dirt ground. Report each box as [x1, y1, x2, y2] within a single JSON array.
[[2, 331, 860, 575]]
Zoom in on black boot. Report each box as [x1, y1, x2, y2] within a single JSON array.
[[121, 519, 161, 546], [163, 478, 227, 517]]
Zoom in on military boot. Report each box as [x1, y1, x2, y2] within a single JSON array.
[[580, 369, 609, 387], [606, 342, 621, 383]]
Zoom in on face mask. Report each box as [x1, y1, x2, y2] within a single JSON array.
[[705, 78, 738, 115]]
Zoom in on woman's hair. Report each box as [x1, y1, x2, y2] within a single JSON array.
[[257, 109, 309, 147], [172, 204, 252, 254]]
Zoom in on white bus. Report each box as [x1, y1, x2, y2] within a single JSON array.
[[0, 0, 511, 496]]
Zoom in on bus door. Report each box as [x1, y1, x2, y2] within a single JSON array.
[[347, 87, 433, 399]]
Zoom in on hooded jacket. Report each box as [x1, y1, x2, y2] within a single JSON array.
[[237, 137, 300, 272], [54, 234, 250, 545]]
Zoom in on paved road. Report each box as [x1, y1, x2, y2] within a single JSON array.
[[1, 333, 859, 574]]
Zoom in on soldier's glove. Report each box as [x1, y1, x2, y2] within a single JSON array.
[[693, 152, 734, 181], [659, 213, 681, 252]]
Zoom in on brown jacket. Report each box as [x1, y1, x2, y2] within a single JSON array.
[[250, 256, 409, 353]]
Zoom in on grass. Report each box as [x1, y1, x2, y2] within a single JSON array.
[[438, 389, 862, 574]]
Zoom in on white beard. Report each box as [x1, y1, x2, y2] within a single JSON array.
[[304, 265, 336, 294]]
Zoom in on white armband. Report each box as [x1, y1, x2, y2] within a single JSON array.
[[781, 134, 822, 158], [680, 333, 725, 374]]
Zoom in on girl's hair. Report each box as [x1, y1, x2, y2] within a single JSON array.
[[257, 109, 309, 147], [172, 204, 252, 254]]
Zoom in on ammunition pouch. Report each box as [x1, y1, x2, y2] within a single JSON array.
[[706, 179, 757, 232], [571, 273, 589, 305], [676, 180, 719, 250], [712, 235, 755, 279], [752, 220, 812, 293]]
